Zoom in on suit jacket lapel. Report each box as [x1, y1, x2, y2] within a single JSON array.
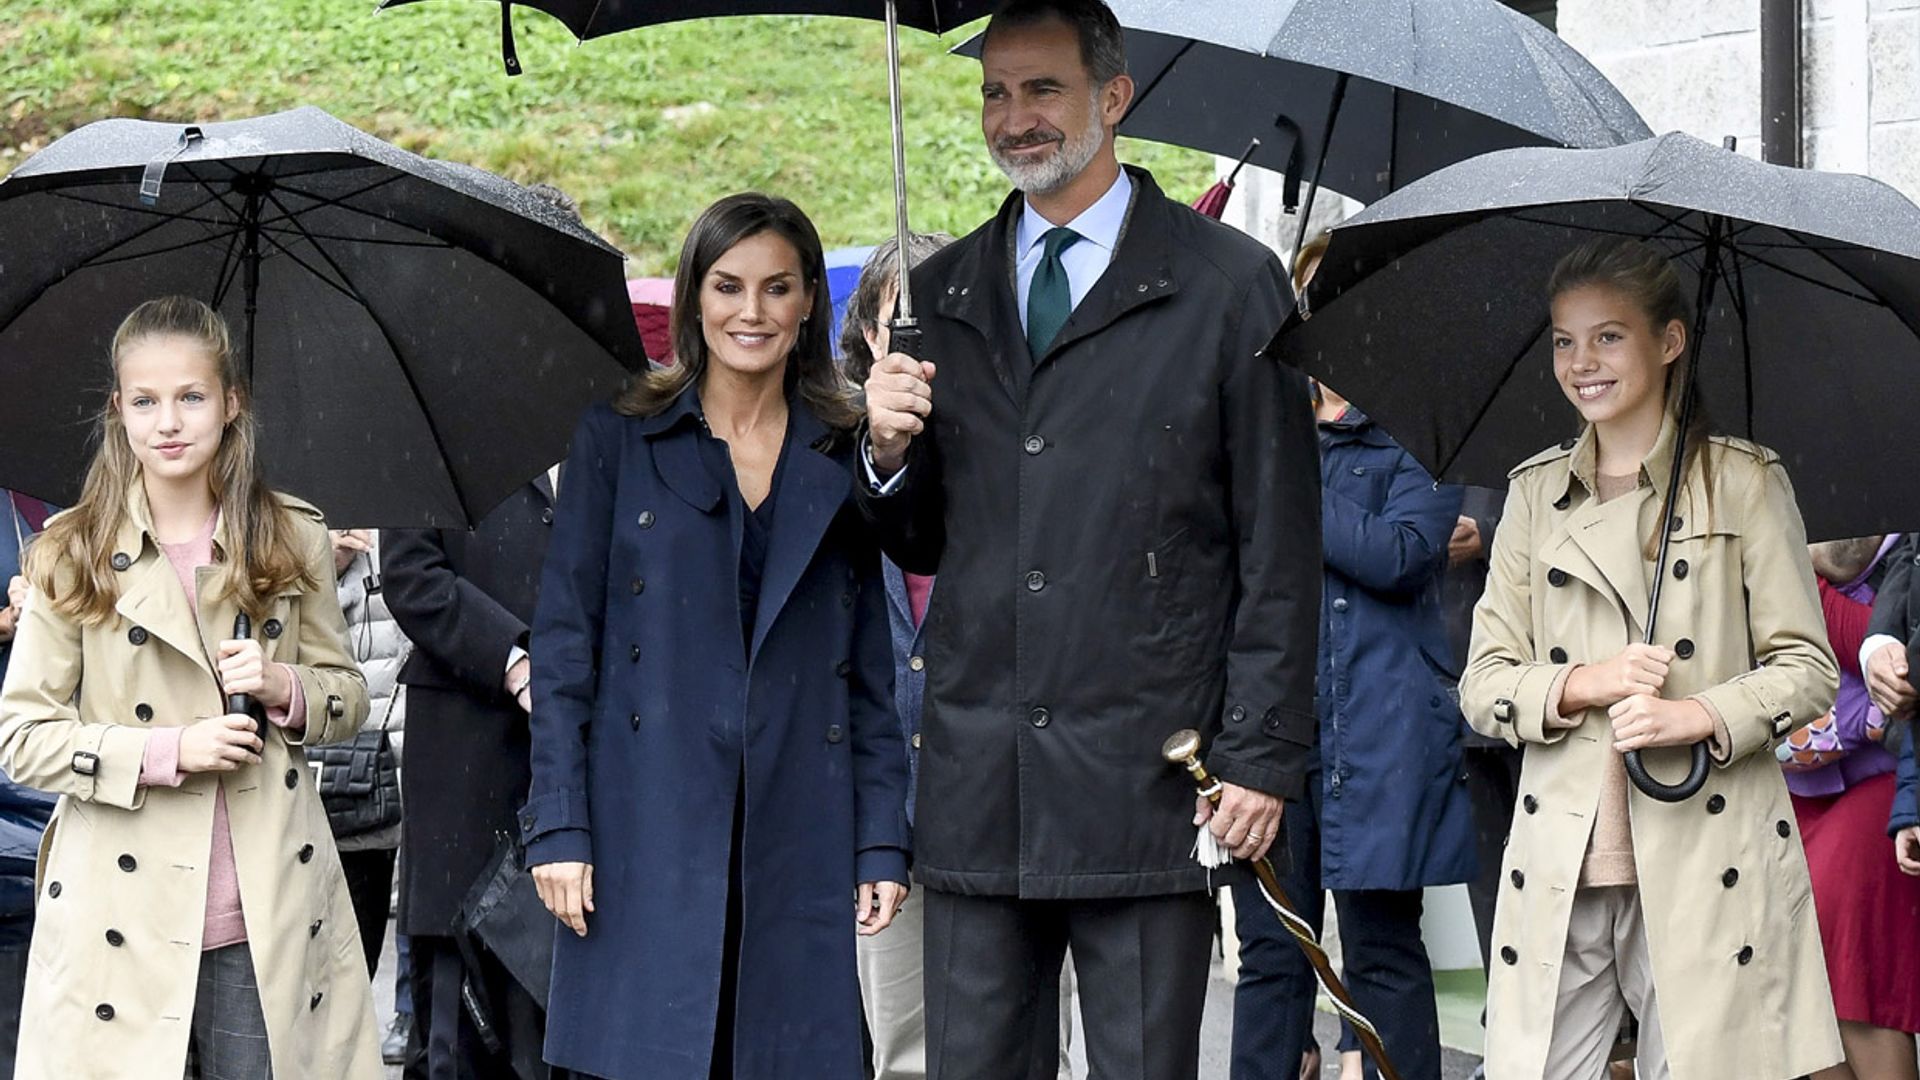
[[749, 411, 850, 665]]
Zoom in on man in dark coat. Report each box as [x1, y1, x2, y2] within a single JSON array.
[[857, 2, 1320, 1075], [383, 476, 557, 1080]]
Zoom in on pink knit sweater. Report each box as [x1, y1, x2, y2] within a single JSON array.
[[136, 511, 306, 950]]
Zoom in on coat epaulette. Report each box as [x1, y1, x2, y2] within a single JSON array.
[[1706, 435, 1783, 468], [272, 491, 327, 524], [1507, 440, 1576, 480]]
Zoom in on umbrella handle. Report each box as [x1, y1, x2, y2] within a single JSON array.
[[888, 319, 923, 364], [227, 613, 259, 735], [1623, 743, 1710, 803]]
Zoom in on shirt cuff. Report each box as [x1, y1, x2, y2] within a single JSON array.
[[267, 663, 307, 734], [140, 727, 186, 789], [861, 437, 908, 496], [1862, 634, 1903, 680]]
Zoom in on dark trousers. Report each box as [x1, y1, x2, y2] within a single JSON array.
[[922, 888, 1213, 1080], [0, 942, 25, 1079], [339, 847, 397, 979], [1461, 745, 1523, 976], [1230, 762, 1443, 1080], [410, 934, 546, 1080]]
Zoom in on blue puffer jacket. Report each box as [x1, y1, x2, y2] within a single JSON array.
[[1316, 410, 1477, 890]]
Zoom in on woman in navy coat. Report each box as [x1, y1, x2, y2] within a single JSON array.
[[520, 193, 911, 1080]]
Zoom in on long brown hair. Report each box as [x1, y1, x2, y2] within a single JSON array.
[[1548, 237, 1708, 558], [615, 193, 860, 430], [28, 296, 315, 623]]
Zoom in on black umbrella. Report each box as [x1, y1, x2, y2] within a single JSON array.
[[381, 0, 997, 356], [0, 106, 645, 528], [959, 0, 1652, 256], [1271, 131, 1920, 800]]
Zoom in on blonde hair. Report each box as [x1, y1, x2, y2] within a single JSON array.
[[28, 296, 315, 623]]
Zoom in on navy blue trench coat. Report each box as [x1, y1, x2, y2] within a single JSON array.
[[1316, 410, 1476, 890], [519, 391, 910, 1080]]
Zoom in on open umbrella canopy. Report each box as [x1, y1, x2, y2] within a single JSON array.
[[0, 106, 646, 528], [1270, 132, 1920, 543], [381, 0, 994, 36]]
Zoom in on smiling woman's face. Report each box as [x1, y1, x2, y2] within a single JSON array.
[[699, 230, 813, 380], [114, 334, 236, 486], [1550, 282, 1684, 430]]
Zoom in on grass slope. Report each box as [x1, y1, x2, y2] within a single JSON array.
[[1, 1, 1215, 274]]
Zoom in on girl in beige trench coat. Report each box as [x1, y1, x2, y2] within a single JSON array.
[[0, 297, 377, 1079], [1461, 240, 1843, 1080]]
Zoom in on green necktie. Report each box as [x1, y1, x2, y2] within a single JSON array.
[[1026, 226, 1082, 360]]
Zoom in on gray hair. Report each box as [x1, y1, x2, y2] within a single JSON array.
[[985, 0, 1128, 86], [840, 231, 956, 381]]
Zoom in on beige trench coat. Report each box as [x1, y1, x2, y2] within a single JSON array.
[[0, 488, 377, 1079], [1461, 419, 1842, 1080]]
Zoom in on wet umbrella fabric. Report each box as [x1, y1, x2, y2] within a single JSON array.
[[0, 106, 644, 529], [1270, 131, 1920, 545]]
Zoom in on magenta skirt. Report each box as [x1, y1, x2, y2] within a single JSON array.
[[1794, 771, 1920, 1033]]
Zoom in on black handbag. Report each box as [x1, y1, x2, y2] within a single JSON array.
[[305, 647, 405, 840]]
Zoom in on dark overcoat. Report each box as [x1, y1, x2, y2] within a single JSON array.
[[519, 393, 909, 1080], [857, 167, 1322, 899], [1315, 411, 1475, 890], [383, 479, 555, 935]]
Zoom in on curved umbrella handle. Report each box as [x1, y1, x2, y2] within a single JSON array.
[[1624, 741, 1710, 802], [227, 613, 258, 733]]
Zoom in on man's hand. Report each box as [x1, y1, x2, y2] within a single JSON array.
[[1447, 516, 1484, 567], [506, 656, 532, 714], [1867, 642, 1916, 720], [1563, 644, 1675, 712], [217, 638, 292, 709], [1898, 828, 1920, 877], [533, 861, 594, 937], [1195, 782, 1283, 862], [856, 880, 909, 936], [330, 529, 372, 577], [863, 352, 936, 478], [1609, 695, 1715, 752], [178, 714, 265, 773], [0, 603, 14, 646]]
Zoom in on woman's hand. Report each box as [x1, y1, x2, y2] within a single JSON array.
[[534, 862, 594, 937], [178, 714, 265, 773], [1896, 828, 1920, 877], [1563, 644, 1675, 712], [856, 880, 908, 936], [330, 529, 372, 578], [1609, 695, 1714, 753], [217, 638, 292, 709]]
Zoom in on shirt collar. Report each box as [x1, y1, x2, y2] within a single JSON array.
[[1016, 167, 1133, 262]]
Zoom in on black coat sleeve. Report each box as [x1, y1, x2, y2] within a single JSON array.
[[1870, 534, 1918, 643], [1461, 485, 1503, 562], [381, 526, 528, 698], [1203, 257, 1322, 802], [853, 422, 946, 577]]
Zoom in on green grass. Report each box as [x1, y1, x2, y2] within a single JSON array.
[[0, 1, 1216, 275]]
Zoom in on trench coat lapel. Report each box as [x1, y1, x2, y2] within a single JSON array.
[[641, 391, 724, 515], [1551, 493, 1652, 636], [110, 488, 218, 682], [749, 408, 849, 665]]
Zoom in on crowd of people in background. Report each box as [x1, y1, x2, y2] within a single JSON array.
[[3, 1, 1920, 1079]]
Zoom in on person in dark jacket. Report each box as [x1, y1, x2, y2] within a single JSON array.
[[856, 2, 1320, 1076], [0, 491, 55, 1080], [521, 193, 910, 1080]]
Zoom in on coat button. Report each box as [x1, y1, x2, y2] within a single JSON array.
[[836, 660, 853, 678], [1229, 705, 1247, 723], [105, 929, 124, 947], [127, 626, 149, 646], [1675, 638, 1695, 660], [1707, 794, 1726, 814], [638, 511, 656, 529], [1332, 597, 1349, 613], [1777, 819, 1792, 838], [298, 844, 314, 864], [110, 552, 131, 571], [1500, 946, 1518, 965], [263, 619, 283, 639], [311, 992, 324, 1010], [909, 656, 925, 672], [1669, 516, 1684, 534], [630, 578, 645, 595], [911, 733, 922, 750], [826, 724, 844, 743], [1510, 869, 1525, 889], [285, 768, 298, 790], [1523, 795, 1539, 814], [630, 713, 641, 731], [630, 644, 642, 662], [1025, 571, 1046, 592], [46, 882, 60, 898], [1552, 493, 1571, 511], [1560, 438, 1577, 451], [1030, 707, 1051, 728], [842, 592, 856, 608], [1549, 647, 1567, 664], [1673, 559, 1689, 580], [1024, 435, 1045, 456], [1722, 868, 1740, 888], [117, 854, 136, 872], [541, 508, 555, 525], [134, 703, 153, 723], [1738, 945, 1754, 965], [95, 1004, 114, 1022], [310, 920, 323, 938], [1547, 568, 1568, 587]]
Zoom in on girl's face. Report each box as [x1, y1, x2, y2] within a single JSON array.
[[1550, 283, 1684, 430], [114, 335, 237, 487], [700, 231, 813, 380]]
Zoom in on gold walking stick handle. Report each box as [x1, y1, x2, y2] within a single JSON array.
[[1163, 730, 1405, 1080]]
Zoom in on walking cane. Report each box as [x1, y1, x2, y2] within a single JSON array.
[[1163, 730, 1405, 1080]]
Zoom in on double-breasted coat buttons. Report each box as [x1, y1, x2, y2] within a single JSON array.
[[297, 844, 315, 864], [1549, 647, 1568, 664], [285, 768, 299, 789], [1707, 794, 1727, 814], [638, 511, 656, 529], [1738, 945, 1754, 965], [117, 854, 136, 873], [95, 1004, 114, 1021], [1553, 493, 1571, 511], [826, 725, 845, 744], [1500, 946, 1519, 965], [46, 882, 60, 899], [104, 929, 124, 947], [1777, 820, 1792, 838], [1510, 869, 1525, 889], [630, 578, 645, 595], [1673, 559, 1690, 580], [127, 626, 148, 646], [1675, 639, 1696, 660], [1547, 568, 1568, 587], [134, 704, 153, 723], [1522, 795, 1539, 814], [110, 553, 131, 572], [1722, 868, 1740, 888], [263, 619, 283, 639]]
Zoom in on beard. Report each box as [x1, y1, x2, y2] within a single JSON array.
[[989, 93, 1108, 195]]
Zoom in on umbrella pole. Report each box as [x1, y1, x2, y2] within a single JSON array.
[[883, 0, 923, 359], [242, 193, 262, 384], [1290, 72, 1349, 279], [1624, 215, 1723, 803]]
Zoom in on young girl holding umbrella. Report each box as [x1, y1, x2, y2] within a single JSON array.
[[1461, 238, 1843, 1079], [0, 296, 379, 1078]]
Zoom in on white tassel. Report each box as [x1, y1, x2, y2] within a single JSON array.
[[1191, 824, 1233, 869]]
